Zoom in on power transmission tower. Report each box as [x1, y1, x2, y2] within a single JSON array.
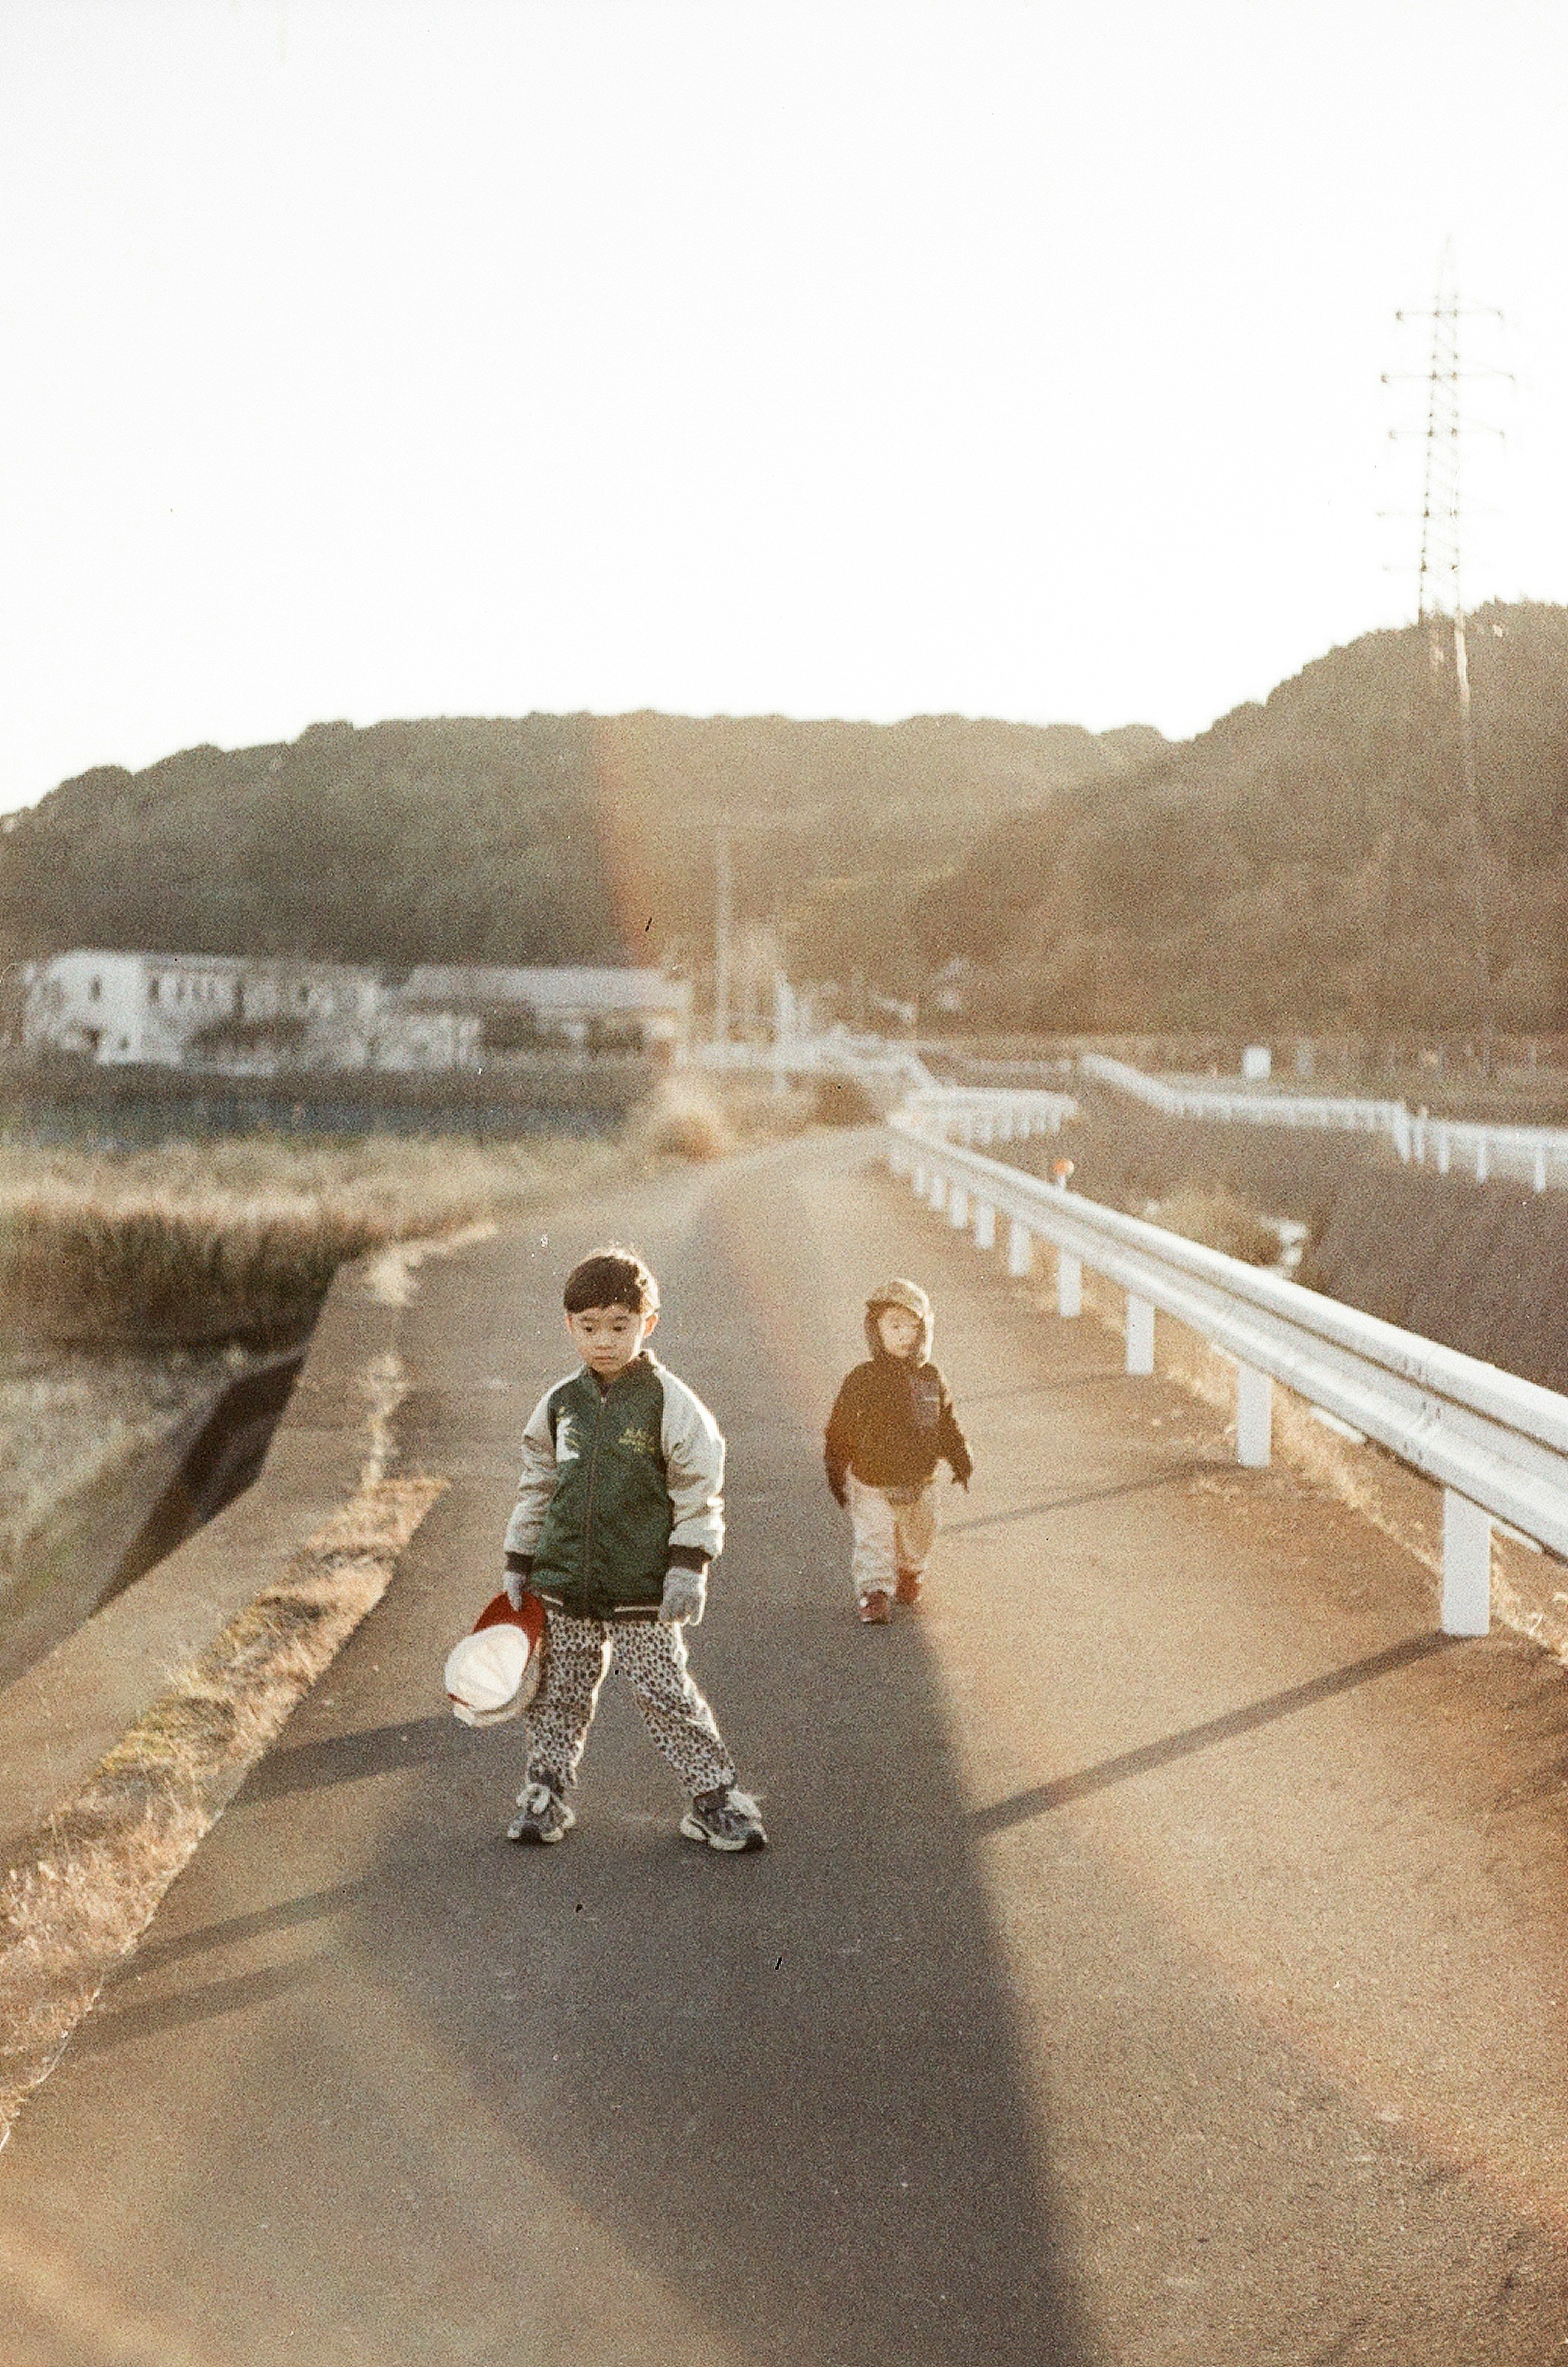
[[1382, 243, 1508, 1057]]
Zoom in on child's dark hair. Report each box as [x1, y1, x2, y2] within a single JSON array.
[[562, 1245, 660, 1317]]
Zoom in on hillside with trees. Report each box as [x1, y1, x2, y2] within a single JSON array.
[[0, 712, 1163, 1000], [913, 602, 1568, 1038]]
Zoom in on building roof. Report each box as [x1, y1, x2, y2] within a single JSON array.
[[400, 964, 690, 1012]]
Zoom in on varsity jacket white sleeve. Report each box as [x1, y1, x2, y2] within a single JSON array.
[[503, 1382, 567, 1561], [658, 1367, 726, 1567]]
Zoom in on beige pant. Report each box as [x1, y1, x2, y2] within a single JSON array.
[[847, 1474, 938, 1604]]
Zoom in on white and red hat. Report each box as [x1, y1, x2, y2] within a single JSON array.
[[444, 1589, 546, 1727]]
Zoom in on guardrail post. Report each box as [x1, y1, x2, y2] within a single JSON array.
[[1125, 1293, 1154, 1374], [949, 1185, 970, 1230], [1441, 1489, 1492, 1636], [973, 1201, 996, 1250], [1535, 1146, 1548, 1193], [1007, 1220, 1033, 1277], [1235, 1363, 1272, 1466], [1057, 1250, 1082, 1317], [1437, 1128, 1451, 1176], [1475, 1138, 1490, 1184], [929, 1172, 948, 1213], [911, 1162, 927, 1197]]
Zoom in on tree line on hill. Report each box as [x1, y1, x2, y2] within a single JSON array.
[[912, 602, 1568, 1038], [5, 605, 1564, 1042], [0, 711, 1160, 1006]]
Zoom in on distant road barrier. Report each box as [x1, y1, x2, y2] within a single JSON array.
[[1080, 1054, 1414, 1157], [1406, 1111, 1568, 1192], [1082, 1051, 1568, 1192], [905, 1083, 1078, 1143], [888, 1106, 1568, 1638]]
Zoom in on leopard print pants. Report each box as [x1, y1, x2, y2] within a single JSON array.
[[525, 1611, 736, 1799]]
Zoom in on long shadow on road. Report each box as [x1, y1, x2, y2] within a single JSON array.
[[332, 1153, 1090, 2367], [973, 1631, 1454, 1834]]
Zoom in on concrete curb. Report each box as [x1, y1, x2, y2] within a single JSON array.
[[0, 1255, 404, 1875]]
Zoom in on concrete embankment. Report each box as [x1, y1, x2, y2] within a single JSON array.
[[1021, 1084, 1568, 1395], [0, 1263, 404, 1879], [0, 1344, 306, 1692]]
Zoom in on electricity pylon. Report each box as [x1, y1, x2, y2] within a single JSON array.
[[1381, 243, 1509, 1050]]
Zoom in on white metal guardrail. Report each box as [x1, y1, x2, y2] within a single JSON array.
[[1082, 1051, 1568, 1191], [1407, 1111, 1568, 1192], [888, 1110, 1568, 1638], [1080, 1054, 1413, 1157], [905, 1084, 1078, 1143]]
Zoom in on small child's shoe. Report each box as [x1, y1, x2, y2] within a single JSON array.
[[507, 1779, 575, 1845], [894, 1569, 923, 1606], [858, 1590, 893, 1624], [680, 1785, 768, 1852]]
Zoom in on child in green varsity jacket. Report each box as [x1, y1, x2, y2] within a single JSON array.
[[501, 1245, 766, 1852], [824, 1276, 973, 1624]]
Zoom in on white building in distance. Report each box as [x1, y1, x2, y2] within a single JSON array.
[[22, 950, 477, 1073], [21, 951, 688, 1072], [399, 965, 692, 1056]]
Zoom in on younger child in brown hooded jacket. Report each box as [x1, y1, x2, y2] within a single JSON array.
[[824, 1277, 972, 1623]]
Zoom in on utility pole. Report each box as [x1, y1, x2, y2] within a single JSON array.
[[1383, 244, 1508, 1063], [712, 822, 734, 1048], [710, 811, 811, 1051]]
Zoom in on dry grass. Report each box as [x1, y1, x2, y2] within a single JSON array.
[[626, 1074, 818, 1162], [1140, 1185, 1284, 1268], [0, 1348, 442, 2144], [0, 1133, 633, 1348], [626, 1076, 738, 1162], [0, 1076, 813, 1350]]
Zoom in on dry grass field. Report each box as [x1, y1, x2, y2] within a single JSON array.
[[0, 1074, 811, 1350], [0, 1075, 816, 1650]]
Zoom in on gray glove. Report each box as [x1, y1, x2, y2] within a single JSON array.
[[657, 1566, 707, 1626], [504, 1568, 529, 1611]]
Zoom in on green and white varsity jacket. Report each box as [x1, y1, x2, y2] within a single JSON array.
[[503, 1354, 726, 1620]]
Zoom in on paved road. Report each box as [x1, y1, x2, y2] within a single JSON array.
[[6, 1132, 1568, 2365]]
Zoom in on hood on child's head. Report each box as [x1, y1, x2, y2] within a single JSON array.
[[865, 1276, 934, 1363]]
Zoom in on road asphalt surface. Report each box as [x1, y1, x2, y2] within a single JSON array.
[[5, 1129, 1568, 2365]]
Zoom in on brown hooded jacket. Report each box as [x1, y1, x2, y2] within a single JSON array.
[[823, 1277, 973, 1502]]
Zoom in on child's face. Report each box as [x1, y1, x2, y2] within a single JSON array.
[[875, 1304, 922, 1358], [566, 1301, 658, 1379]]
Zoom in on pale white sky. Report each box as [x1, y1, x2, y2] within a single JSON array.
[[0, 0, 1564, 812]]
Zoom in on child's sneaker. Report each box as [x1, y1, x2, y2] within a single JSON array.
[[680, 1785, 768, 1852], [507, 1779, 575, 1845], [858, 1590, 893, 1623], [894, 1569, 923, 1605]]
